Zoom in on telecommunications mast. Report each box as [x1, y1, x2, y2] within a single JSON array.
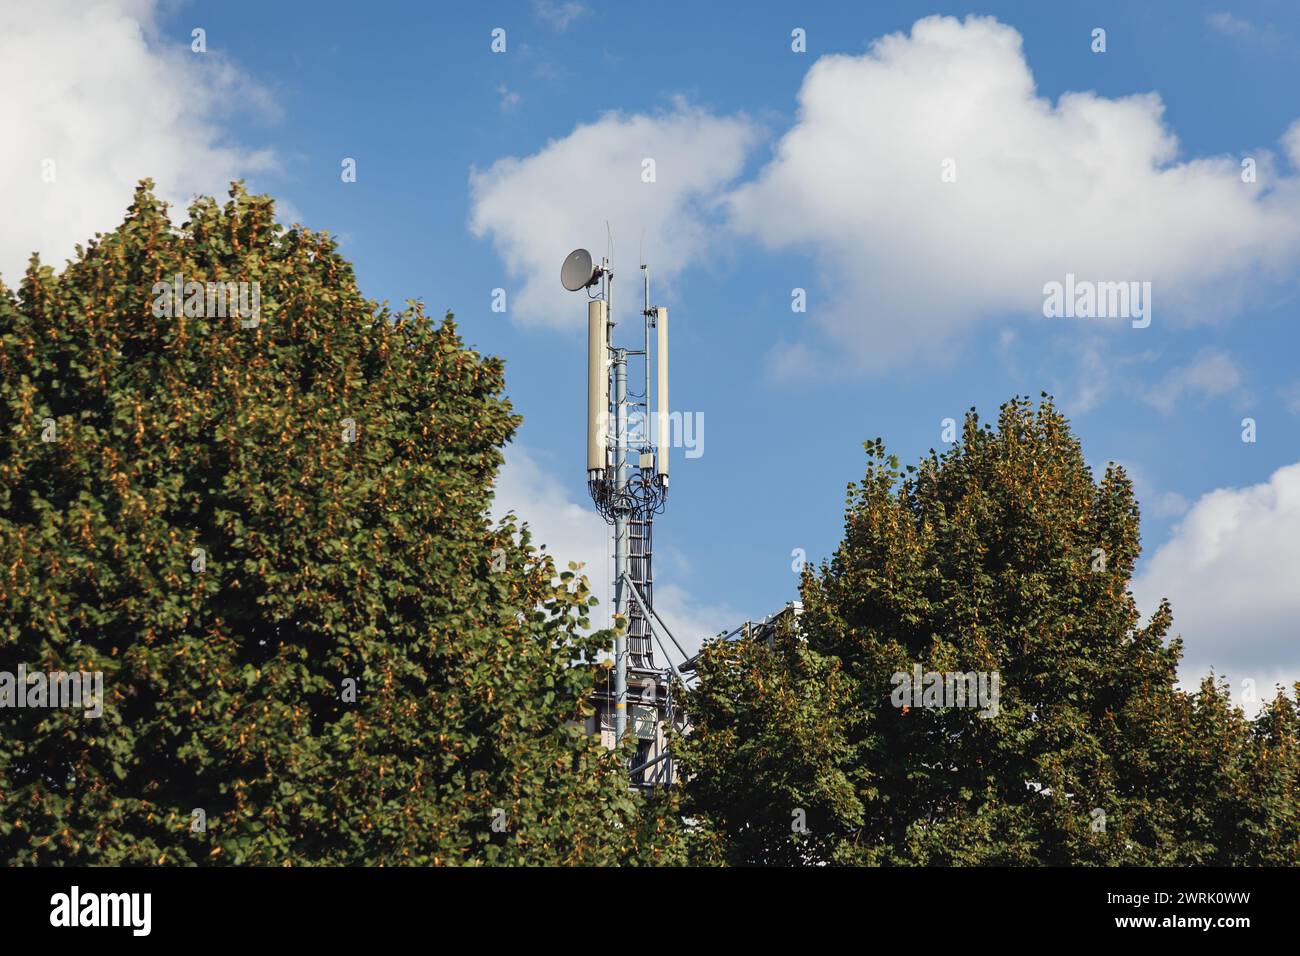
[[561, 244, 689, 787]]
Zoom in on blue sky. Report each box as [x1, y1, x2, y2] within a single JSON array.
[[5, 0, 1300, 706]]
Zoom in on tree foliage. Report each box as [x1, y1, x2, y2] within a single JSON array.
[[681, 396, 1300, 865], [0, 181, 686, 865]]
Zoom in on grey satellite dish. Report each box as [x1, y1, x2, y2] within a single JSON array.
[[561, 248, 597, 291]]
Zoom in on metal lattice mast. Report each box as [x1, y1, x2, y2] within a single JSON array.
[[563, 244, 681, 785]]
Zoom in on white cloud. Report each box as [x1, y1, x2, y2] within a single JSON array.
[[1207, 12, 1254, 37], [1096, 458, 1190, 520], [492, 443, 610, 599], [468, 102, 760, 329], [1281, 381, 1300, 415], [534, 0, 589, 34], [726, 14, 1300, 373], [1133, 462, 1300, 714], [1036, 336, 1249, 418], [1040, 334, 1160, 415], [470, 16, 1300, 371], [1138, 348, 1247, 415], [1207, 11, 1282, 49], [491, 444, 737, 657], [497, 84, 521, 112], [0, 0, 277, 286]]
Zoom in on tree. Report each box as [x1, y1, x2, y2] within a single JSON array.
[[0, 181, 683, 865], [673, 620, 866, 865], [681, 396, 1300, 865]]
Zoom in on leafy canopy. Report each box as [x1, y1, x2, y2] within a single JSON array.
[[0, 181, 687, 865], [681, 396, 1300, 865]]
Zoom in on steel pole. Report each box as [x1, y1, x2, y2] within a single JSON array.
[[613, 349, 628, 746]]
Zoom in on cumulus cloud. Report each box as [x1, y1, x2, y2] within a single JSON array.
[[491, 445, 737, 656], [0, 0, 277, 285], [726, 14, 1300, 373], [1133, 463, 1300, 713], [468, 102, 760, 328], [470, 15, 1300, 371]]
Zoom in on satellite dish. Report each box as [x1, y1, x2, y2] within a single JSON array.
[[561, 248, 597, 291]]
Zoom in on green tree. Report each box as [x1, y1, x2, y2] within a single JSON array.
[[0, 181, 683, 865], [681, 396, 1300, 865], [673, 620, 866, 865]]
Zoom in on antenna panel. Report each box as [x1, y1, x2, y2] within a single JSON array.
[[587, 299, 609, 472]]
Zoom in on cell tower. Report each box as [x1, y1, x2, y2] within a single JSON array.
[[561, 245, 690, 787]]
